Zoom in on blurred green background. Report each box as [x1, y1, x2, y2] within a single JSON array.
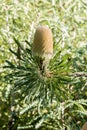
[[0, 0, 87, 129]]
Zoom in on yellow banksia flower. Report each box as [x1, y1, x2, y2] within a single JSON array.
[[81, 122, 87, 130], [32, 25, 53, 74]]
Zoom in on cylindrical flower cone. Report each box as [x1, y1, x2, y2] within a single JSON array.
[[81, 122, 87, 130], [32, 25, 53, 73]]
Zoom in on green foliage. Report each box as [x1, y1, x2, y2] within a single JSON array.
[[0, 0, 87, 129], [3, 38, 87, 130]]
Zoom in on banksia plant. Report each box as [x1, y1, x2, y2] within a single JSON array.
[[4, 25, 87, 130]]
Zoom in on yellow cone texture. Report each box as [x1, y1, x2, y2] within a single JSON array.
[[32, 25, 53, 60], [81, 122, 87, 130]]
